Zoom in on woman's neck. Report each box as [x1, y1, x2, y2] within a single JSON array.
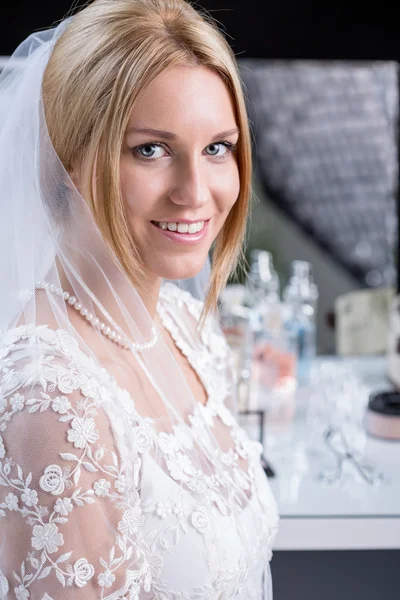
[[137, 275, 162, 318]]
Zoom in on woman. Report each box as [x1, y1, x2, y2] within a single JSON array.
[[0, 1, 279, 598]]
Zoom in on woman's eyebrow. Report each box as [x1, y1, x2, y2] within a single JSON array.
[[211, 127, 240, 140], [126, 126, 240, 140]]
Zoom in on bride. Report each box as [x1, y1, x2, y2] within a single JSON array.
[[0, 0, 279, 598]]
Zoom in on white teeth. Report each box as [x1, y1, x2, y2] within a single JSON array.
[[156, 221, 206, 234]]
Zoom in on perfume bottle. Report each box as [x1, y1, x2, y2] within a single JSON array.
[[245, 250, 297, 415], [282, 260, 318, 385], [246, 249, 281, 334]]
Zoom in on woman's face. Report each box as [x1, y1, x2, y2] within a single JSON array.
[[120, 64, 240, 283]]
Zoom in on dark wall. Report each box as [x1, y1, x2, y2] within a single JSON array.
[[3, 1, 400, 59], [272, 550, 400, 600]]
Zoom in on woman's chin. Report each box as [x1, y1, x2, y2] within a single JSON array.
[[154, 258, 209, 282]]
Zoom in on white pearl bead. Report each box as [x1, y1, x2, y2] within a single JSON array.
[[62, 291, 70, 300], [80, 308, 88, 317], [86, 312, 93, 321], [93, 318, 100, 327], [99, 323, 105, 331], [74, 303, 82, 311], [68, 296, 76, 306], [104, 326, 111, 335], [49, 284, 57, 293]]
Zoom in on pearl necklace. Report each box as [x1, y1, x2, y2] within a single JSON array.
[[35, 281, 158, 351]]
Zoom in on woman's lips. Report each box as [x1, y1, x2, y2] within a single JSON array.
[[150, 219, 210, 244]]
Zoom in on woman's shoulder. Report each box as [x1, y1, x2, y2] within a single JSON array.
[[0, 323, 138, 498], [1, 323, 83, 357], [1, 323, 102, 369], [0, 324, 117, 414]]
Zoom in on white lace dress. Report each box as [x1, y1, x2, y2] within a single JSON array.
[[0, 283, 279, 600]]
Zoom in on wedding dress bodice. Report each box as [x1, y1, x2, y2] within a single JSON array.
[[0, 283, 279, 599]]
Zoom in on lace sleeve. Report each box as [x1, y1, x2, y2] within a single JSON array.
[[0, 333, 149, 599]]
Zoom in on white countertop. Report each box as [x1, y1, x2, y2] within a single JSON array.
[[242, 355, 400, 550]]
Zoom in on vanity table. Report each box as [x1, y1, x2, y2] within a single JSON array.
[[265, 355, 400, 551], [254, 355, 400, 600]]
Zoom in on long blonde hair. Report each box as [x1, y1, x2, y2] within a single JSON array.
[[42, 0, 252, 319]]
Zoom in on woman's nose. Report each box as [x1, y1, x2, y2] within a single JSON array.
[[168, 157, 210, 209]]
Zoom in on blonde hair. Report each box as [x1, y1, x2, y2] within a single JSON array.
[[42, 0, 252, 319]]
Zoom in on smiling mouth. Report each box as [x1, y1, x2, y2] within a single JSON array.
[[151, 220, 206, 234]]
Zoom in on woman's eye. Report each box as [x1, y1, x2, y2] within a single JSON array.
[[204, 142, 235, 158], [134, 143, 168, 160]]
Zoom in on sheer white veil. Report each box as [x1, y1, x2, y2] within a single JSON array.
[[0, 10, 276, 599], [0, 20, 214, 412]]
